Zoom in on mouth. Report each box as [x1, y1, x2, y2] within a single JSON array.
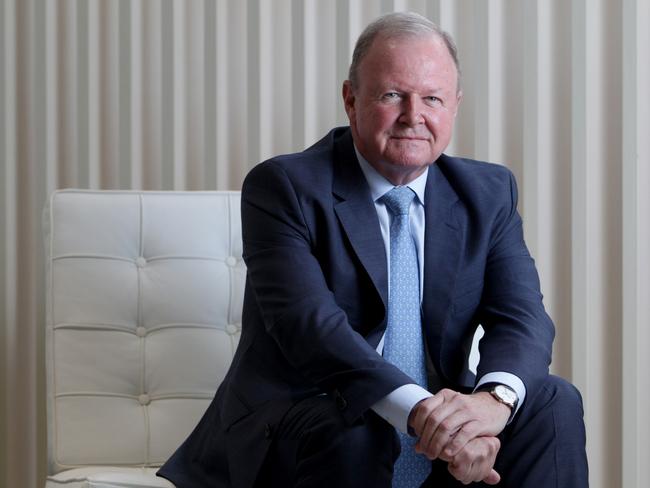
[[390, 136, 429, 141]]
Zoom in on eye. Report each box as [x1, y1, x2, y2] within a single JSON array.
[[382, 92, 401, 101], [424, 96, 442, 106]]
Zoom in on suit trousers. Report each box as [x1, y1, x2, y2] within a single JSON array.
[[254, 375, 588, 488]]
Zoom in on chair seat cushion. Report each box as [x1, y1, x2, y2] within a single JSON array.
[[45, 467, 174, 488]]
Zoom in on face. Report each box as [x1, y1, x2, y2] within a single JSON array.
[[343, 34, 462, 185]]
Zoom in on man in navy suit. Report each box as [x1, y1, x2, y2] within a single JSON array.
[[159, 11, 588, 487]]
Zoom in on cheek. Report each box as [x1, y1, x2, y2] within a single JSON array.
[[426, 112, 454, 137], [368, 107, 399, 128]]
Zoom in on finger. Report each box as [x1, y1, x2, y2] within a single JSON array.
[[410, 395, 445, 437], [474, 439, 501, 484], [429, 390, 487, 433], [414, 389, 458, 427], [418, 408, 475, 459], [442, 419, 482, 458], [413, 391, 462, 455], [416, 413, 458, 458], [483, 469, 501, 485], [447, 458, 472, 485], [415, 411, 442, 457]]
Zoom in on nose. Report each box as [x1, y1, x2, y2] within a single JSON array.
[[399, 95, 424, 126]]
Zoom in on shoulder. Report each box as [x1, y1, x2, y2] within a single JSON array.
[[243, 127, 351, 193], [435, 154, 518, 206]]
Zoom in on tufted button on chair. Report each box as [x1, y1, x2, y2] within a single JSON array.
[[43, 190, 244, 488]]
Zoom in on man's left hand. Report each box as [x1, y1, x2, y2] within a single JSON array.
[[409, 389, 510, 460]]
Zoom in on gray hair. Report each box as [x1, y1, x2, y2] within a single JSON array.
[[348, 11, 461, 92]]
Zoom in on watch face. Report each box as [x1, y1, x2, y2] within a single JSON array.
[[495, 385, 517, 405]]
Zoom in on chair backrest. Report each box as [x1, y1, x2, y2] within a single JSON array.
[[44, 190, 244, 474]]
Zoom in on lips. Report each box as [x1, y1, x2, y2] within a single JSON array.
[[390, 136, 428, 141]]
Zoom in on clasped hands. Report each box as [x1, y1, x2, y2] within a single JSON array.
[[407, 389, 511, 485]]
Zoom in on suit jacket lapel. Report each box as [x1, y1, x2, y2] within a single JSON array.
[[330, 133, 463, 366], [422, 160, 462, 381], [331, 132, 389, 311]]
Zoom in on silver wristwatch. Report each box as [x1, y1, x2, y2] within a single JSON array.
[[487, 384, 518, 410]]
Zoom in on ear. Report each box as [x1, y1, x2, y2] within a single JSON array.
[[454, 90, 463, 117], [342, 80, 356, 121]]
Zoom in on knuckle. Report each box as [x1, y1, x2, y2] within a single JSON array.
[[489, 437, 501, 452], [429, 412, 443, 427], [424, 415, 439, 432], [423, 405, 436, 417], [459, 422, 475, 437], [454, 448, 470, 464], [449, 438, 462, 452], [442, 389, 459, 401], [450, 432, 468, 450], [439, 419, 454, 434]]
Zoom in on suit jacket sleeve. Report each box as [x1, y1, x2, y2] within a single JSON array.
[[473, 169, 554, 400]]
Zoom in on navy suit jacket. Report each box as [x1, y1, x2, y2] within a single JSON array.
[[158, 127, 555, 488]]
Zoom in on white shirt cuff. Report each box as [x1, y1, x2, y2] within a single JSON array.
[[474, 371, 526, 421], [371, 384, 432, 434]]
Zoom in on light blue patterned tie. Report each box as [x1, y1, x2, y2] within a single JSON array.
[[382, 186, 431, 488]]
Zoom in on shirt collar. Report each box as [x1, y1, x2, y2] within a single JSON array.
[[354, 145, 428, 206]]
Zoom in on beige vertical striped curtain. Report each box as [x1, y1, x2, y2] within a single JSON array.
[[1, 1, 648, 487]]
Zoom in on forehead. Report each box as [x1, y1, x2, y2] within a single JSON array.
[[357, 33, 457, 92]]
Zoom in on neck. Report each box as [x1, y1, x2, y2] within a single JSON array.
[[368, 160, 428, 186]]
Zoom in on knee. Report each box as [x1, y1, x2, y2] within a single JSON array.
[[497, 376, 588, 486], [514, 375, 585, 430], [507, 375, 586, 447], [543, 375, 584, 416]]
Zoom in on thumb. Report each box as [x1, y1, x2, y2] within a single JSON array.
[[483, 469, 501, 485]]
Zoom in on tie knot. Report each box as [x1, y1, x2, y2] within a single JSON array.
[[382, 186, 415, 216]]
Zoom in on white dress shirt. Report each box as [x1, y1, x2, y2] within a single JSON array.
[[354, 149, 526, 434]]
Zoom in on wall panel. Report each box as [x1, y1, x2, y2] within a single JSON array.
[[622, 0, 650, 485], [1, 1, 647, 487]]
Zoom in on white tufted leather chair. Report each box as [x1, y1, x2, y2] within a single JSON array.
[[43, 190, 245, 488]]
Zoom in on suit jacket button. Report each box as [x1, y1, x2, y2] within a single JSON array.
[[264, 423, 273, 439]]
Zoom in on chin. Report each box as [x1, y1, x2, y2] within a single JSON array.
[[384, 153, 434, 169]]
